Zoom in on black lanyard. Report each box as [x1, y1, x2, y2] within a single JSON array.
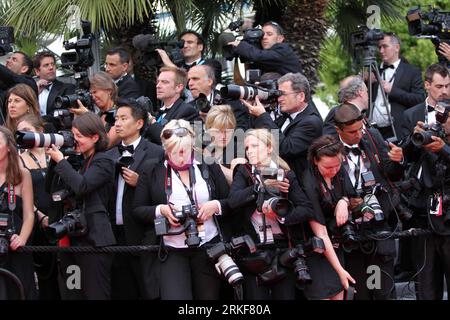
[[343, 147, 370, 190], [166, 164, 197, 207]]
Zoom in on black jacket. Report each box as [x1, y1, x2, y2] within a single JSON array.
[[106, 138, 164, 245], [232, 42, 301, 75], [46, 79, 76, 115], [54, 152, 116, 247], [145, 98, 200, 145], [0, 64, 38, 124], [400, 102, 426, 140], [371, 61, 424, 136], [228, 164, 314, 245], [117, 74, 142, 99], [253, 104, 323, 181]]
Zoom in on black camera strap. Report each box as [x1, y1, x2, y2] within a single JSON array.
[[166, 164, 198, 208], [8, 183, 16, 212], [343, 149, 370, 190]]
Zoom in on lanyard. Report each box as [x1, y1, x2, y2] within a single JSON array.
[[166, 164, 198, 207], [8, 183, 16, 211], [342, 148, 370, 190]]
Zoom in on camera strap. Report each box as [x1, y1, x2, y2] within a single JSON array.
[[8, 183, 16, 212], [343, 149, 370, 190], [166, 164, 198, 208]]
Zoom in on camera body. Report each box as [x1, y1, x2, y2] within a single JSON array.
[[279, 236, 325, 285], [45, 209, 88, 243], [60, 20, 95, 72], [154, 204, 201, 247], [55, 89, 92, 110], [406, 6, 450, 63], [350, 26, 384, 65], [0, 26, 14, 56], [132, 33, 184, 68], [0, 213, 15, 257]]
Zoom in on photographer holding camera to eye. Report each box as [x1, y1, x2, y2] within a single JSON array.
[[133, 119, 231, 300], [228, 129, 327, 300], [227, 21, 301, 76], [333, 103, 404, 300], [401, 64, 450, 300], [45, 112, 116, 300]]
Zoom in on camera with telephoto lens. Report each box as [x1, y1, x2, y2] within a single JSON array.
[[406, 6, 450, 65], [352, 170, 385, 222], [55, 90, 92, 110], [279, 236, 325, 286], [220, 83, 282, 104], [154, 204, 201, 247], [206, 235, 256, 286], [254, 167, 293, 218], [0, 26, 14, 56], [411, 100, 449, 147], [0, 213, 15, 258], [132, 33, 184, 68]]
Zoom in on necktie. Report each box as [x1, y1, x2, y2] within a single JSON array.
[[182, 61, 197, 71], [345, 146, 362, 156], [282, 112, 293, 121], [118, 144, 134, 155], [426, 105, 435, 113]]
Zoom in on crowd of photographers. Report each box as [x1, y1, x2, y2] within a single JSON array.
[[0, 14, 449, 301]]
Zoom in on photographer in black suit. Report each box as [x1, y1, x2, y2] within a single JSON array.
[[401, 64, 450, 300], [133, 119, 230, 300], [32, 51, 76, 116], [242, 72, 323, 182], [105, 47, 142, 99], [227, 21, 301, 75], [334, 103, 404, 300], [46, 112, 116, 299], [107, 99, 164, 299], [369, 33, 425, 139]]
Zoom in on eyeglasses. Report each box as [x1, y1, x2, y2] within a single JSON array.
[[162, 127, 191, 140], [334, 114, 364, 126]]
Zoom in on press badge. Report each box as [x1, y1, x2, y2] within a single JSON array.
[[429, 193, 443, 216], [258, 225, 274, 244]]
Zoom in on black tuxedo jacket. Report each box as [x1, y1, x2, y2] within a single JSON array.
[[400, 102, 426, 140], [145, 98, 200, 145], [228, 164, 314, 245], [106, 138, 164, 245], [253, 104, 323, 181], [323, 105, 339, 137], [371, 61, 424, 135], [54, 152, 116, 247], [46, 79, 76, 115], [117, 74, 142, 99]]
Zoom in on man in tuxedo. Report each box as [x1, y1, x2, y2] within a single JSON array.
[[228, 21, 301, 76], [145, 66, 199, 145], [334, 103, 404, 300], [0, 51, 37, 123], [323, 75, 369, 136], [402, 63, 450, 139], [32, 51, 76, 116], [242, 72, 323, 181], [370, 33, 425, 139], [188, 64, 249, 130], [105, 47, 142, 99], [107, 99, 164, 299]]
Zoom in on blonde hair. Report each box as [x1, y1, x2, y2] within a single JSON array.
[[244, 128, 290, 171], [89, 71, 118, 102], [160, 119, 195, 152], [205, 104, 236, 130]]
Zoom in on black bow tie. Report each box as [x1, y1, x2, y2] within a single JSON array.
[[345, 146, 362, 156], [380, 64, 395, 72], [118, 144, 134, 155], [182, 61, 197, 71], [282, 112, 293, 121], [427, 105, 435, 113]]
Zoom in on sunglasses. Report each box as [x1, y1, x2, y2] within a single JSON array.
[[334, 114, 364, 126], [162, 127, 191, 140]]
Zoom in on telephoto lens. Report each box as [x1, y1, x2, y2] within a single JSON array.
[[215, 254, 244, 286], [16, 131, 65, 149]]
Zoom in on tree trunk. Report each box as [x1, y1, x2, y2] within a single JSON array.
[[281, 0, 329, 91]]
